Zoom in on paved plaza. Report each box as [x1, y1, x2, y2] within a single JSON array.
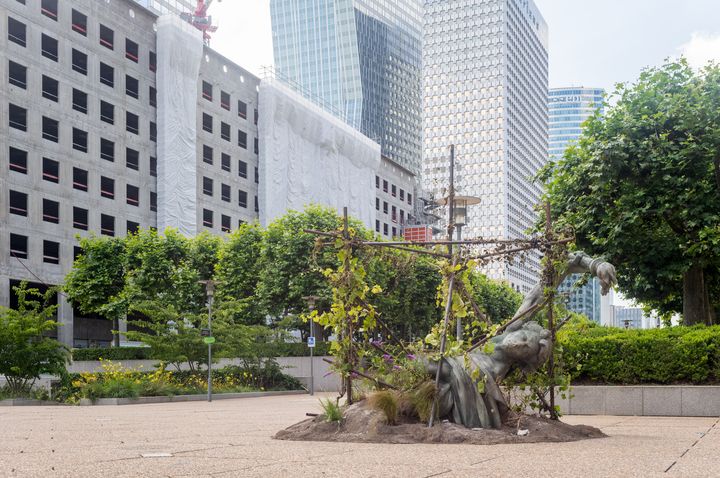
[[0, 393, 718, 477]]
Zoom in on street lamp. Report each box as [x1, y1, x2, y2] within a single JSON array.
[[198, 279, 216, 402], [302, 295, 320, 396]]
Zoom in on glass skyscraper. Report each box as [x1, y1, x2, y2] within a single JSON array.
[[270, 0, 423, 175], [549, 87, 604, 322], [423, 0, 549, 293]]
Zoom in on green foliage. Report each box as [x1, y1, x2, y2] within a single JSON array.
[[367, 390, 399, 424], [319, 398, 343, 422], [468, 273, 523, 324], [409, 381, 437, 422], [0, 283, 69, 394]]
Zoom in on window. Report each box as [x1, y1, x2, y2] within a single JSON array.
[[238, 160, 247, 178], [400, 189, 405, 201], [254, 167, 259, 184], [238, 190, 247, 208], [125, 75, 139, 99], [203, 177, 213, 196], [202, 113, 213, 133], [100, 62, 114, 87], [101, 214, 115, 236], [99, 24, 114, 50], [221, 91, 230, 110], [74, 246, 82, 261], [375, 198, 380, 211], [150, 192, 157, 212], [8, 61, 27, 88], [254, 138, 259, 154], [238, 219, 246, 228], [391, 185, 397, 197], [43, 117, 59, 142], [72, 128, 87, 152], [9, 147, 28, 174], [375, 176, 380, 188], [42, 157, 59, 183], [126, 148, 139, 170], [392, 227, 397, 237], [43, 198, 59, 223], [149, 87, 157, 107], [202, 81, 212, 101], [203, 209, 213, 228], [72, 89, 88, 114], [254, 195, 259, 212], [383, 180, 388, 193], [126, 184, 139, 206], [8, 18, 26, 47], [203, 145, 213, 164], [237, 130, 247, 148], [149, 51, 156, 72], [41, 34, 58, 61], [100, 101, 114, 124], [100, 176, 114, 199], [97, 138, 114, 162], [150, 157, 157, 177], [149, 122, 157, 142], [400, 210, 405, 224], [71, 9, 87, 35], [73, 207, 88, 230], [10, 234, 28, 259], [221, 122, 230, 141], [238, 100, 247, 119], [221, 153, 231, 172], [9, 190, 28, 216], [125, 38, 139, 62], [221, 215, 231, 233], [9, 104, 27, 131], [375, 220, 380, 232], [408, 193, 412, 206], [72, 49, 87, 75], [73, 168, 88, 191], [127, 221, 140, 234], [41, 0, 58, 20], [383, 201, 388, 214], [126, 112, 139, 135], [391, 206, 397, 223], [221, 183, 230, 202], [254, 108, 258, 125], [383, 223, 388, 236]]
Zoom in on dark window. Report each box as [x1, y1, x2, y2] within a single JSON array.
[[8, 17, 26, 47], [221, 122, 230, 141], [203, 177, 213, 196], [72, 89, 88, 114], [125, 38, 139, 62], [400, 189, 405, 201], [149, 86, 157, 107], [238, 160, 247, 178], [100, 100, 114, 124], [72, 49, 87, 75], [383, 180, 388, 193], [126, 148, 139, 170], [254, 138, 259, 154], [254, 195, 259, 212], [392, 227, 397, 237], [127, 221, 140, 234], [221, 153, 231, 172], [9, 147, 28, 174], [73, 168, 88, 191], [100, 138, 114, 162], [10, 234, 28, 259], [391, 184, 397, 197], [126, 184, 139, 206], [400, 210, 405, 224], [202, 81, 212, 101], [150, 157, 157, 177], [221, 214, 231, 233], [43, 198, 59, 223], [238, 130, 247, 149], [383, 223, 388, 236], [254, 108, 258, 125], [100, 176, 114, 199], [238, 219, 246, 228], [221, 91, 230, 110], [126, 112, 139, 135], [9, 190, 28, 216], [43, 241, 60, 264], [375, 198, 380, 210], [41, 0, 58, 20], [74, 246, 82, 261], [203, 145, 213, 164], [71, 9, 87, 35], [73, 207, 88, 230], [43, 117, 59, 142], [101, 214, 115, 236], [125, 75, 139, 99], [383, 201, 388, 214], [99, 24, 114, 50], [408, 193, 412, 206], [202, 113, 213, 133], [375, 176, 380, 188], [238, 190, 247, 208], [221, 183, 231, 202], [100, 62, 114, 87], [42, 157, 59, 183], [149, 122, 157, 142], [149, 51, 156, 72], [254, 166, 259, 184], [9, 103, 27, 131], [238, 100, 247, 119], [203, 209, 213, 228], [72, 127, 87, 152], [8, 60, 27, 88], [391, 205, 397, 222], [150, 191, 157, 212], [375, 220, 380, 232], [41, 34, 58, 61]]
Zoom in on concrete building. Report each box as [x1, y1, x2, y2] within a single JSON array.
[[423, 0, 549, 293]]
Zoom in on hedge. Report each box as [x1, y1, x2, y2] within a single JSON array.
[[561, 325, 720, 385]]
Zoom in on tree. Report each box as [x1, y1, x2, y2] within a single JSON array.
[[541, 60, 720, 324]]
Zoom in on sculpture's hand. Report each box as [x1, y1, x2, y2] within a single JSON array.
[[596, 262, 617, 295]]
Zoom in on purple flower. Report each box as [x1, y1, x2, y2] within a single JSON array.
[[382, 354, 393, 364], [393, 365, 401, 371], [406, 354, 416, 361], [370, 339, 384, 347], [350, 372, 360, 379]]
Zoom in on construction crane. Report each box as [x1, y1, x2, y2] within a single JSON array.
[[180, 0, 222, 45]]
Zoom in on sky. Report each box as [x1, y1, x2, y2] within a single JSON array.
[[209, 0, 720, 93]]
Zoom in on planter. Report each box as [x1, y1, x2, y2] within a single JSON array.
[[78, 389, 306, 406]]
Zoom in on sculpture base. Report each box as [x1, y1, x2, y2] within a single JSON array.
[[275, 401, 605, 445]]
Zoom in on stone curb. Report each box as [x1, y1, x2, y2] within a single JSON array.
[[78, 390, 307, 406], [0, 399, 71, 407]]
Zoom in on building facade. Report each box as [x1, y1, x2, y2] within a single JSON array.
[[423, 0, 549, 293], [269, 0, 423, 176]]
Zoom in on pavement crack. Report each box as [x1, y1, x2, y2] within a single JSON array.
[[422, 470, 451, 478], [664, 417, 719, 474]]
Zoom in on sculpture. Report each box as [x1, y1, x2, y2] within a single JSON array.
[[425, 252, 617, 429]]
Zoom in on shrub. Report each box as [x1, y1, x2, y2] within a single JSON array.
[[320, 398, 343, 422], [367, 391, 399, 424]]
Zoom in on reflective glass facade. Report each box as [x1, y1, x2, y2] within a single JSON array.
[[423, 0, 549, 293], [134, 0, 195, 15], [270, 0, 423, 174]]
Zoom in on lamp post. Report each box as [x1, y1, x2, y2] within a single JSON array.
[[302, 295, 320, 396], [199, 279, 216, 402]]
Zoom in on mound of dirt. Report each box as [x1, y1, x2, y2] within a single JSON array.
[[275, 401, 605, 445]]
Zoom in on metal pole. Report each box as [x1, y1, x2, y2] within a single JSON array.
[[309, 310, 315, 396], [207, 293, 213, 403], [456, 224, 463, 342]]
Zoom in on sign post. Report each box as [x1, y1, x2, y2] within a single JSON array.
[[199, 280, 216, 403], [303, 295, 320, 396]]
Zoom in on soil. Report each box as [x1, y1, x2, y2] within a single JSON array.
[[275, 401, 606, 445]]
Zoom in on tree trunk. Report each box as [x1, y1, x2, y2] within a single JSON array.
[[703, 283, 716, 325], [683, 265, 709, 325]]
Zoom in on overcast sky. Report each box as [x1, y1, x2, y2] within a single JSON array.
[[210, 0, 720, 93]]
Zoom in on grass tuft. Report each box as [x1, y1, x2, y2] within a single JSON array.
[[411, 381, 437, 422], [319, 398, 343, 422], [367, 390, 399, 425]]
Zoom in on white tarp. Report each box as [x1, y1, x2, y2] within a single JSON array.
[[156, 14, 203, 236], [258, 79, 380, 229]]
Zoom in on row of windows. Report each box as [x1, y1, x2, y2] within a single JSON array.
[[374, 221, 400, 238], [374, 198, 412, 225], [375, 176, 413, 205], [201, 80, 258, 124], [201, 208, 256, 233], [200, 145, 258, 182], [201, 177, 256, 210], [201, 113, 258, 152]]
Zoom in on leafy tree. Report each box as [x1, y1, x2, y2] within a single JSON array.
[[468, 273, 523, 324], [540, 60, 720, 325], [0, 283, 69, 394]]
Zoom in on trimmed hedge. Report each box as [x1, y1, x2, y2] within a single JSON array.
[[561, 325, 720, 385], [72, 347, 151, 361]]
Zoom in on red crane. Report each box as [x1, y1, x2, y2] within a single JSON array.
[[180, 0, 221, 45]]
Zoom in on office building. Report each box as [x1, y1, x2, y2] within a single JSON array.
[[423, 0, 549, 293]]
